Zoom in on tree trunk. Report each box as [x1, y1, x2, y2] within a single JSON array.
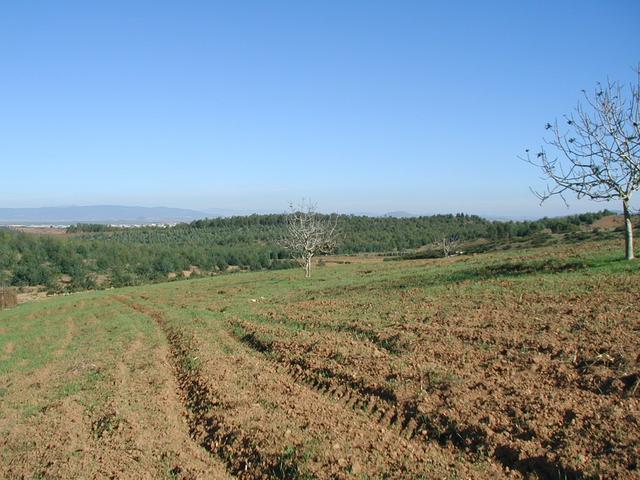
[[305, 254, 313, 278], [623, 200, 635, 260]]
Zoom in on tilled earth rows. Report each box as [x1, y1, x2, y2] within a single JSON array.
[[119, 296, 501, 479], [2, 241, 638, 479], [221, 278, 639, 479], [117, 271, 640, 479]]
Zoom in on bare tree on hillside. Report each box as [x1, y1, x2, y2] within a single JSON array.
[[434, 234, 460, 258], [0, 270, 16, 309], [281, 201, 338, 278], [523, 68, 640, 260]]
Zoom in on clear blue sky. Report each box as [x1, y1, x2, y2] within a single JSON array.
[[1, 1, 638, 217]]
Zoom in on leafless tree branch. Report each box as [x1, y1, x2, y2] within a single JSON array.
[[434, 235, 460, 258], [521, 66, 640, 259], [280, 200, 338, 277]]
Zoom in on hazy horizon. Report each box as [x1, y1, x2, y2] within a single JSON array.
[[1, 1, 639, 216], [0, 202, 623, 223], [0, 194, 631, 218]]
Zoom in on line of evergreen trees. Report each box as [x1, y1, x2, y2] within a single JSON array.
[[0, 210, 613, 292]]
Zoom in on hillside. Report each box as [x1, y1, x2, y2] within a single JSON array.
[[1, 238, 638, 478], [0, 210, 621, 294]]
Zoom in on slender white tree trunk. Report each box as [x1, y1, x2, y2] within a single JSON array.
[[623, 200, 635, 260], [305, 254, 313, 278]]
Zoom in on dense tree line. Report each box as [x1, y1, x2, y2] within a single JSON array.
[[0, 210, 614, 292]]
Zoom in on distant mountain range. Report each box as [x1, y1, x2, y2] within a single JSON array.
[[0, 205, 215, 225], [0, 205, 419, 225], [0, 205, 619, 225]]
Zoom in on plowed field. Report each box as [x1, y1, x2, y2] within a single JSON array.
[[1, 239, 638, 479]]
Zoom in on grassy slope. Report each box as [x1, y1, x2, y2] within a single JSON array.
[[0, 238, 638, 479]]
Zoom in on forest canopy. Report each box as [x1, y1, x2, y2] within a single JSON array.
[[0, 210, 616, 292]]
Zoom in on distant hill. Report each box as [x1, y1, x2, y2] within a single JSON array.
[[0, 205, 210, 225]]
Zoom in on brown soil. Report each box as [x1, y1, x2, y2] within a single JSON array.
[[230, 284, 639, 478], [15, 286, 48, 304], [11, 227, 70, 236], [116, 297, 502, 479], [322, 254, 386, 265], [2, 240, 638, 479], [0, 300, 230, 480], [589, 214, 637, 230]]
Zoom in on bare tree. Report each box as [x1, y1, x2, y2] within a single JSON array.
[[434, 234, 460, 258], [523, 68, 640, 260], [0, 270, 16, 310], [281, 201, 338, 278]]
